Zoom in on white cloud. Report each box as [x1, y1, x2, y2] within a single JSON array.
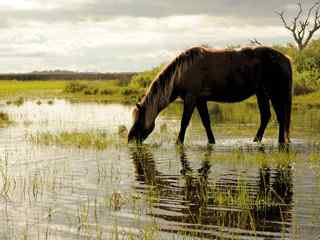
[[0, 0, 54, 10], [0, 14, 292, 73], [2, 0, 316, 73]]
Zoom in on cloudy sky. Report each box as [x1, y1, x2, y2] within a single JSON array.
[[0, 0, 318, 73]]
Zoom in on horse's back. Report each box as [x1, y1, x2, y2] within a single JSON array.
[[179, 46, 292, 103], [196, 47, 261, 102]]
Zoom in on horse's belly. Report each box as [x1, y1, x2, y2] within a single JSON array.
[[200, 85, 255, 103]]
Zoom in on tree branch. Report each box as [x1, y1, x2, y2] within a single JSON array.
[[277, 1, 320, 50], [303, 2, 320, 48], [276, 11, 294, 31]]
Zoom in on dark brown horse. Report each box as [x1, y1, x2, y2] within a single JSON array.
[[128, 46, 292, 144]]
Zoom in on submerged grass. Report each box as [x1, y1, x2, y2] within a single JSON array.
[[1, 144, 319, 239], [0, 111, 11, 127], [0, 96, 319, 239], [206, 149, 295, 166], [30, 131, 119, 150]]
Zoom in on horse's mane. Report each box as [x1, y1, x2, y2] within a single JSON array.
[[141, 46, 207, 110]]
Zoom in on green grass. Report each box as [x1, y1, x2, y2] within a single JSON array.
[[30, 131, 111, 150], [1, 143, 319, 239], [30, 129, 127, 150], [0, 111, 11, 127], [0, 80, 65, 95], [294, 91, 320, 107], [0, 80, 144, 103], [1, 79, 320, 107], [206, 149, 295, 168]]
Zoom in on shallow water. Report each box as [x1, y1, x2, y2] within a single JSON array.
[[0, 100, 319, 239]]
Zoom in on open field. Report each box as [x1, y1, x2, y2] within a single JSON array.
[[0, 80, 143, 103], [1, 80, 320, 108]]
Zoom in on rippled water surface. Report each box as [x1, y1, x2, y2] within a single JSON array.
[[0, 100, 319, 239]]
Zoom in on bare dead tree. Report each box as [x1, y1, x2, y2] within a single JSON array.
[[277, 1, 320, 50]]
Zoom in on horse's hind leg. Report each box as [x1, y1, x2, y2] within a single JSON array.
[[271, 99, 288, 144], [177, 95, 196, 144], [196, 100, 215, 144], [254, 92, 271, 142]]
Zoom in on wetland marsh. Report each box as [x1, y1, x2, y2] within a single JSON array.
[[0, 99, 319, 239]]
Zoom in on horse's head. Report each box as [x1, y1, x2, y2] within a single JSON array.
[[128, 103, 155, 143]]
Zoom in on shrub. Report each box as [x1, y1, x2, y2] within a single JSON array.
[[130, 64, 164, 88], [100, 89, 114, 95], [64, 81, 88, 93], [0, 112, 9, 122], [120, 88, 141, 96], [294, 83, 315, 95], [84, 88, 99, 95], [294, 69, 320, 93], [275, 39, 320, 94], [13, 97, 24, 106]]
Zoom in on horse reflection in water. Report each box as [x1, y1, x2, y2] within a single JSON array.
[[129, 145, 293, 239]]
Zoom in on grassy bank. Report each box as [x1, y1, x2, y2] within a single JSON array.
[[0, 80, 144, 103], [1, 79, 320, 107]]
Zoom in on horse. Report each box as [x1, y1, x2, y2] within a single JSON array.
[[128, 46, 292, 144]]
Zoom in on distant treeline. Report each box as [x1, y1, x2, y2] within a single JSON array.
[[0, 72, 136, 82]]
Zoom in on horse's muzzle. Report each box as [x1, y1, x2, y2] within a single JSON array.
[[128, 131, 143, 144]]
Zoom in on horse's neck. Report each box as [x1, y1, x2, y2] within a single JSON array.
[[146, 80, 172, 112], [144, 69, 177, 123], [143, 93, 170, 127], [141, 102, 155, 128]]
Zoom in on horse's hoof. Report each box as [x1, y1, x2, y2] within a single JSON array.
[[253, 137, 261, 143], [180, 167, 192, 175], [278, 138, 289, 144], [279, 139, 290, 145], [176, 140, 184, 145]]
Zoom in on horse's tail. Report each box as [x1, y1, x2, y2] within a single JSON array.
[[284, 56, 293, 142]]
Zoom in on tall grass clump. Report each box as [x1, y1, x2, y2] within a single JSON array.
[[30, 131, 114, 150], [130, 65, 164, 88], [64, 81, 89, 93], [0, 112, 11, 126], [13, 97, 24, 106], [0, 112, 9, 122], [120, 88, 141, 96]]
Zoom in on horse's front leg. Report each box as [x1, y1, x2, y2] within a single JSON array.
[[177, 96, 196, 144]]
